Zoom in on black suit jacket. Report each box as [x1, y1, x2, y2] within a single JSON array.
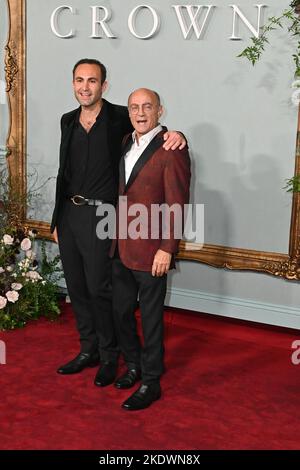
[[50, 99, 133, 232]]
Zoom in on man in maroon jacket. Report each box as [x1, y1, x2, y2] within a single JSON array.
[[110, 88, 191, 410]]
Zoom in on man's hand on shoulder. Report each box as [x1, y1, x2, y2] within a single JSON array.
[[152, 249, 172, 277], [163, 131, 186, 151]]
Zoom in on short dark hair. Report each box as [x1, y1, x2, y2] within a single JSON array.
[[72, 59, 107, 84]]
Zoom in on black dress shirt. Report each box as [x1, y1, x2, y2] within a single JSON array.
[[65, 101, 117, 202]]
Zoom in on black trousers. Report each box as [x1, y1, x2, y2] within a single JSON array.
[[57, 201, 118, 362], [112, 257, 167, 385]]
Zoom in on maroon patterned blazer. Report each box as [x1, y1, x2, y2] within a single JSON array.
[[110, 130, 191, 272]]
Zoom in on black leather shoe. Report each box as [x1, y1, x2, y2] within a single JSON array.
[[122, 383, 161, 410], [114, 368, 141, 389], [57, 352, 100, 374], [94, 361, 118, 387]]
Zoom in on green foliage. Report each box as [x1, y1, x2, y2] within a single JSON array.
[[284, 174, 300, 192], [0, 168, 62, 330], [238, 4, 300, 77], [238, 3, 300, 194]]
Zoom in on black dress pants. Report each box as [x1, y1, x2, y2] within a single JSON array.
[[112, 257, 167, 385], [57, 201, 118, 362]]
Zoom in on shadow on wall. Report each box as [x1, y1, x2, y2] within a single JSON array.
[[190, 122, 232, 248], [230, 153, 289, 253], [168, 122, 232, 298], [168, 121, 288, 297]]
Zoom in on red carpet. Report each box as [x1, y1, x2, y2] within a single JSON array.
[[0, 303, 300, 450]]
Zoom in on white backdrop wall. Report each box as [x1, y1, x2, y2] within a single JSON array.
[[1, 0, 299, 327]]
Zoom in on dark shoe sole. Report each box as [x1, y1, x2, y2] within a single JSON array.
[[56, 358, 100, 374], [114, 380, 140, 389], [94, 372, 117, 387], [94, 378, 115, 387], [122, 393, 161, 411], [114, 371, 141, 389]]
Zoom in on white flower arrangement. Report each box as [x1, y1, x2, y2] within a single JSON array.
[[0, 230, 40, 309], [2, 234, 14, 245], [0, 228, 62, 330], [0, 167, 62, 329], [20, 237, 31, 251]]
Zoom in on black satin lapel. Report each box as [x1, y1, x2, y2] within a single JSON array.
[[125, 134, 163, 192]]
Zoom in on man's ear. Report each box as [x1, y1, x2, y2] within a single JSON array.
[[158, 106, 163, 117], [102, 80, 108, 93]]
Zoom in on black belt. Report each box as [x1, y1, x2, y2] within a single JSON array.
[[68, 195, 104, 206]]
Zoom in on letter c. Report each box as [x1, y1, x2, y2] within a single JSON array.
[[50, 5, 75, 38]]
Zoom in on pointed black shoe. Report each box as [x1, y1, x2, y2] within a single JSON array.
[[114, 368, 141, 389], [57, 352, 100, 374], [94, 361, 118, 387], [122, 383, 161, 410]]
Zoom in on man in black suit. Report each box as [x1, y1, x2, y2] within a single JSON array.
[[51, 59, 186, 387]]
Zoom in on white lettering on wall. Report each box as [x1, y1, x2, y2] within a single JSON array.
[[90, 6, 117, 38], [229, 4, 266, 40], [50, 5, 75, 38], [50, 4, 269, 40], [172, 5, 215, 40], [128, 5, 160, 39]]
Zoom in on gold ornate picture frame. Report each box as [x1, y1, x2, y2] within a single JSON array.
[[4, 0, 300, 280]]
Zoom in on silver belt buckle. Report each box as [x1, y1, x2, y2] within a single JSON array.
[[71, 195, 87, 206]]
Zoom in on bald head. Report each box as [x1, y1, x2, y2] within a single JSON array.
[[128, 88, 161, 107], [128, 88, 163, 139]]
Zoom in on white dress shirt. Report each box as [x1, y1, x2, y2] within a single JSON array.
[[125, 125, 163, 184]]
